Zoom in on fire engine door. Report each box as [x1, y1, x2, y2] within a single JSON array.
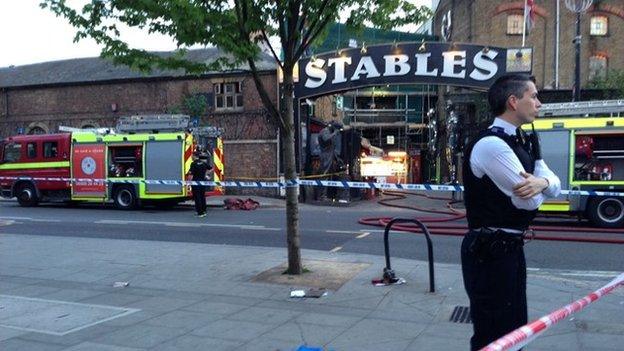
[[72, 144, 106, 197], [145, 141, 184, 194], [539, 130, 569, 199]]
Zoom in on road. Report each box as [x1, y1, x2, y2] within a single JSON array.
[[0, 199, 622, 272]]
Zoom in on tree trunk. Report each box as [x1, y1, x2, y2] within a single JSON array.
[[281, 72, 302, 275]]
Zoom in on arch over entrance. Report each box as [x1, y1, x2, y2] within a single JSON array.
[[293, 42, 534, 200], [296, 42, 533, 99]]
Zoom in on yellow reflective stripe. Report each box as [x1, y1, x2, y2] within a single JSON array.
[[570, 181, 624, 186], [529, 117, 624, 130], [72, 132, 184, 143], [539, 202, 571, 212], [0, 161, 69, 170]]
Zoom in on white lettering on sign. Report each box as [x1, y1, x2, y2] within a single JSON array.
[[470, 49, 499, 80], [414, 53, 439, 76], [383, 54, 410, 76], [301, 46, 510, 90], [441, 51, 466, 78], [328, 57, 352, 83], [350, 56, 381, 81], [304, 58, 326, 88]]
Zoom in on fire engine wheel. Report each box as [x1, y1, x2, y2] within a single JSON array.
[[113, 186, 137, 210], [587, 196, 624, 228], [16, 183, 39, 207]]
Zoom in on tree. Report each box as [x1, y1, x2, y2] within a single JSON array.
[[588, 69, 624, 98], [41, 0, 431, 274]]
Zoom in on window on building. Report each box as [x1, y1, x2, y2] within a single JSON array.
[[590, 16, 608, 36], [589, 55, 608, 80], [3, 143, 21, 162], [506, 14, 524, 35], [27, 142, 37, 159], [214, 82, 244, 110], [43, 141, 58, 158]]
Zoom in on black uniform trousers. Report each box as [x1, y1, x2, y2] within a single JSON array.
[[461, 230, 527, 351], [192, 185, 207, 215]]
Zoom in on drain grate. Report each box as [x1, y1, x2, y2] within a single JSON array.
[[449, 305, 472, 323]]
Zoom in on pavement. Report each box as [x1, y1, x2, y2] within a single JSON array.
[[1, 228, 623, 350]]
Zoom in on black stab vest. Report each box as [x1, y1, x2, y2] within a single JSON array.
[[463, 126, 538, 231]]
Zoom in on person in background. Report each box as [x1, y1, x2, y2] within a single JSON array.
[[461, 74, 561, 350], [189, 151, 212, 217]]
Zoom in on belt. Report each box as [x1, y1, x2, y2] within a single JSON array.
[[471, 227, 535, 243]]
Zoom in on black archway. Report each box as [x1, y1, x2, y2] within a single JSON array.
[[293, 42, 533, 199]]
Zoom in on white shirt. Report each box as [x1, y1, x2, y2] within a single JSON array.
[[470, 118, 561, 211]]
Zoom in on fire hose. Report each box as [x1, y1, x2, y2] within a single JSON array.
[[359, 191, 624, 244]]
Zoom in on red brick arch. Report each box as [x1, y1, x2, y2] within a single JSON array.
[[493, 2, 548, 18], [590, 4, 624, 20]]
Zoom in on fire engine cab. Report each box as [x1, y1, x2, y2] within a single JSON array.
[[0, 115, 223, 210], [524, 99, 624, 227]]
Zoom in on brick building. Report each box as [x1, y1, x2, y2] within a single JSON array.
[[432, 0, 624, 90], [0, 49, 281, 193]]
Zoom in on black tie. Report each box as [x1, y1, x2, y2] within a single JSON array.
[[516, 128, 526, 146]]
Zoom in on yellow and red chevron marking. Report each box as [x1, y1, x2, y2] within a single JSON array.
[[212, 137, 224, 195], [184, 134, 194, 195]]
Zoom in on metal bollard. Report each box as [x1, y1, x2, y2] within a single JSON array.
[[383, 218, 435, 293]]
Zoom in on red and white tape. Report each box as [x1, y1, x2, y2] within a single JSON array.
[[482, 272, 624, 351]]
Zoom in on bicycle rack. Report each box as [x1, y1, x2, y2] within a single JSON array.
[[383, 218, 435, 293]]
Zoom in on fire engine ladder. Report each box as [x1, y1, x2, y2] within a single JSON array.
[[115, 114, 191, 133], [539, 99, 624, 117]]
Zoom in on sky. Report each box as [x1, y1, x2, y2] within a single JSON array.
[[0, 0, 431, 68]]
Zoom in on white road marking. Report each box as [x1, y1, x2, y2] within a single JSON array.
[[0, 220, 16, 226], [0, 216, 32, 220], [95, 219, 280, 231], [29, 219, 61, 223], [356, 232, 370, 239], [329, 246, 343, 253], [326, 230, 359, 234]]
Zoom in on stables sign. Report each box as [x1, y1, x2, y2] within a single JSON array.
[[295, 42, 532, 98]]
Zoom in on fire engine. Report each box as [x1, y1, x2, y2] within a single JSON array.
[[0, 115, 223, 210], [524, 99, 624, 227]]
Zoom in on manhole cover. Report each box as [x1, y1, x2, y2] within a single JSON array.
[[449, 305, 471, 323]]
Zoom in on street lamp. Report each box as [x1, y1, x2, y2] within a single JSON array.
[[564, 0, 593, 101]]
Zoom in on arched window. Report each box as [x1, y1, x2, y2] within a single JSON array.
[[27, 126, 46, 135]]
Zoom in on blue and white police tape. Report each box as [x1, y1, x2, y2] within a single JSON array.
[[1, 176, 623, 198]]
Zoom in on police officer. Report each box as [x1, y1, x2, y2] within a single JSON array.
[[461, 74, 561, 350], [189, 151, 212, 217]]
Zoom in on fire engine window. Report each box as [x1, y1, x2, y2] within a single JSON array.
[[3, 143, 21, 162], [108, 146, 143, 177], [43, 142, 58, 158], [27, 143, 37, 159]]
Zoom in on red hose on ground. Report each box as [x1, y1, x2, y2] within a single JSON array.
[[360, 191, 624, 244]]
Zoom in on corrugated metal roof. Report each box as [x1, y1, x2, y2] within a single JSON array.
[[0, 48, 277, 89]]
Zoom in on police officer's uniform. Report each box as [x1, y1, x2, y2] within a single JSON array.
[[462, 118, 560, 350]]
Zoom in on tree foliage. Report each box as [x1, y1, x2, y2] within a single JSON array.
[[588, 69, 624, 98], [40, 0, 431, 274]]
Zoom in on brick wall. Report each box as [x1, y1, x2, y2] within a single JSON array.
[[435, 0, 624, 89], [0, 72, 281, 195]]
